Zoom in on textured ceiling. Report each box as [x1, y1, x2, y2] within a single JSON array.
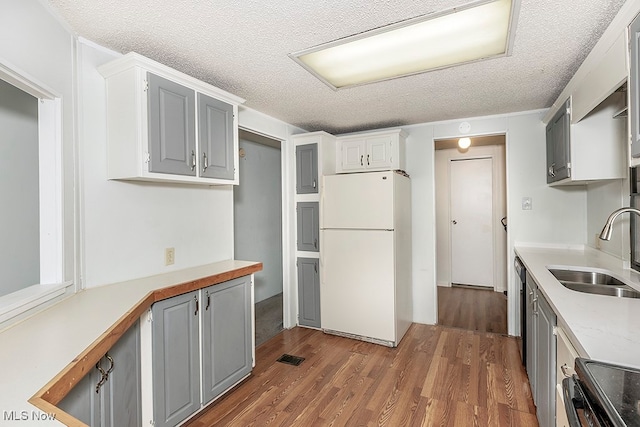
[[46, 0, 626, 134]]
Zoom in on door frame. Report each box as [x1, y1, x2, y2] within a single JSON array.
[[235, 126, 291, 329], [434, 137, 507, 294]]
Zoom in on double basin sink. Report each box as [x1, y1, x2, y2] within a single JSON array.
[[548, 268, 640, 298]]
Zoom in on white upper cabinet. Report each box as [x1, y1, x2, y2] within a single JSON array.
[[98, 53, 244, 185], [336, 129, 406, 173]]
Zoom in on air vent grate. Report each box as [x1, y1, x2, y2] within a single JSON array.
[[276, 354, 305, 366]]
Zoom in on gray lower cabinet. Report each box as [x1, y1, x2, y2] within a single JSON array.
[[535, 292, 557, 427], [198, 93, 234, 180], [297, 257, 320, 328], [296, 143, 318, 194], [297, 202, 319, 252], [58, 320, 142, 427], [151, 277, 253, 427], [202, 276, 252, 403], [524, 272, 557, 427], [152, 291, 201, 427], [148, 73, 197, 176]]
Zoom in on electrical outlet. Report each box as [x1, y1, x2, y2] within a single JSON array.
[[165, 247, 175, 265]]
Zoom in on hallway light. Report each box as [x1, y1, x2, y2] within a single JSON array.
[[458, 137, 471, 149]]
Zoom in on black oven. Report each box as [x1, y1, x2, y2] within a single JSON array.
[[563, 358, 640, 427]]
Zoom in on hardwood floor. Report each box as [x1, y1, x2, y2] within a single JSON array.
[[186, 324, 537, 426], [438, 286, 508, 335]]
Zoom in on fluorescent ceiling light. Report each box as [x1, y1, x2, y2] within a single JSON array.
[[290, 0, 519, 90]]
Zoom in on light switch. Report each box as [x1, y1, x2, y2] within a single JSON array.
[[522, 197, 532, 210]]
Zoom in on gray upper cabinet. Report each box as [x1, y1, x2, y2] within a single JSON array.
[[148, 73, 197, 176], [297, 257, 321, 328], [201, 276, 252, 404], [98, 52, 244, 185], [152, 291, 201, 427], [631, 14, 640, 158], [546, 100, 571, 183], [198, 93, 234, 180], [297, 202, 319, 252], [58, 321, 142, 427], [296, 143, 318, 194]]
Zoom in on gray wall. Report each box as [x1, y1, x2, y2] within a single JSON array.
[[0, 79, 39, 295], [234, 139, 283, 302]]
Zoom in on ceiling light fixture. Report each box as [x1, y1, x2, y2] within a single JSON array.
[[290, 0, 519, 90], [458, 137, 471, 149]]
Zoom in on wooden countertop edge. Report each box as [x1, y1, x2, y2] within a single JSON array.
[[28, 262, 262, 425]]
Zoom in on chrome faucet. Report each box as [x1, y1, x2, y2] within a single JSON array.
[[599, 207, 640, 240]]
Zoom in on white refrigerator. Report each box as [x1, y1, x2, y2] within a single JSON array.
[[320, 170, 412, 347]]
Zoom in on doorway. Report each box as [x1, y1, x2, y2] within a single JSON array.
[[434, 135, 507, 334], [233, 129, 284, 346]]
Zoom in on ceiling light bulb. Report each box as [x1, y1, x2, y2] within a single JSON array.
[[458, 137, 471, 149]]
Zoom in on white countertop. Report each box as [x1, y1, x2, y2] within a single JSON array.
[[0, 260, 260, 426], [515, 245, 640, 369]]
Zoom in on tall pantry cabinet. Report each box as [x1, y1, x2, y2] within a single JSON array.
[[293, 132, 336, 329]]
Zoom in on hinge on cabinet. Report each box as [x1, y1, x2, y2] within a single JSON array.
[[145, 152, 151, 163], [143, 80, 149, 92], [147, 308, 153, 323], [552, 326, 558, 336]]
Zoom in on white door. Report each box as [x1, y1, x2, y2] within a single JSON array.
[[340, 139, 366, 171], [450, 158, 494, 288], [366, 135, 393, 169]]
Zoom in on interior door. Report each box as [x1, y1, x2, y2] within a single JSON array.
[[450, 158, 494, 288]]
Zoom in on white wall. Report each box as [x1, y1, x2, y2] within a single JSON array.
[[406, 110, 589, 330], [0, 80, 40, 293], [78, 40, 235, 287], [234, 139, 283, 302], [586, 179, 629, 259], [435, 143, 507, 292], [0, 0, 76, 283]]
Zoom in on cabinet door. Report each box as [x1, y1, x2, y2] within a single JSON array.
[[152, 292, 201, 427], [147, 73, 196, 176], [58, 365, 100, 426], [365, 135, 393, 170], [198, 93, 234, 180], [297, 202, 319, 252], [201, 277, 252, 404], [340, 139, 366, 171], [536, 293, 557, 427], [296, 143, 318, 193], [631, 14, 640, 158], [525, 273, 537, 397], [101, 321, 142, 427], [546, 103, 571, 183], [297, 257, 321, 328]]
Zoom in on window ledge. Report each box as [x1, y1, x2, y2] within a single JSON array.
[[0, 281, 73, 327]]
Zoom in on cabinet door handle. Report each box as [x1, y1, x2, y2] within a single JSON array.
[[105, 353, 114, 377], [312, 180, 317, 189], [561, 363, 572, 378], [367, 154, 370, 166], [194, 295, 199, 316], [190, 150, 196, 171], [314, 238, 318, 249], [360, 155, 363, 166], [205, 290, 211, 311], [548, 164, 555, 177], [95, 359, 107, 394], [202, 152, 208, 173], [314, 263, 318, 273]]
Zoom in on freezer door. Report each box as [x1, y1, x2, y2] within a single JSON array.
[[322, 171, 394, 230], [320, 229, 395, 342]]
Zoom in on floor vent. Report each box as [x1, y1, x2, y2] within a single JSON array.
[[277, 354, 305, 366]]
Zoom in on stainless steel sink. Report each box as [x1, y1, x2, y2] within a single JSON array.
[[548, 268, 640, 298]]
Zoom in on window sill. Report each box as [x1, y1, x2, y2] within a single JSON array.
[[0, 281, 73, 329]]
